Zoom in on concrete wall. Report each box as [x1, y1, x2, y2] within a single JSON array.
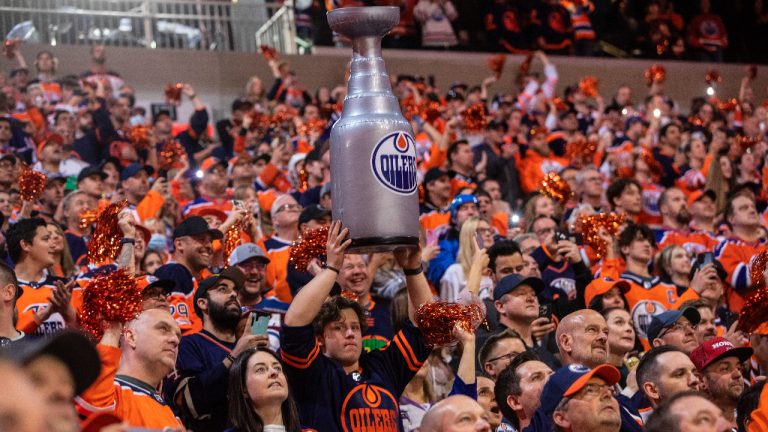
[[7, 43, 766, 122]]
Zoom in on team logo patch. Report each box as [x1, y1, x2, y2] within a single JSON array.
[[370, 132, 417, 195], [341, 384, 399, 432], [631, 300, 667, 339]]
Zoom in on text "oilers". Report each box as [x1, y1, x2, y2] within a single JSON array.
[[371, 132, 417, 195]]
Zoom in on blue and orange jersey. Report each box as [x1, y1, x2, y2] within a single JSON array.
[[637, 182, 664, 228], [77, 344, 183, 430], [715, 237, 768, 312], [280, 320, 430, 432], [561, 0, 595, 40], [655, 228, 720, 255], [362, 297, 394, 352], [264, 236, 293, 303], [418, 204, 450, 236], [619, 271, 699, 349], [16, 273, 70, 336], [154, 263, 202, 335], [182, 194, 234, 217], [449, 172, 476, 197]]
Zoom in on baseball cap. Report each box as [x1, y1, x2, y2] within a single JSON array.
[[0, 154, 17, 165], [7, 331, 101, 395], [172, 216, 224, 241], [646, 307, 701, 343], [687, 189, 717, 207], [135, 274, 175, 294], [187, 207, 228, 224], [688, 253, 728, 281], [120, 163, 154, 181], [689, 336, 753, 372], [228, 243, 271, 267], [493, 274, 545, 301], [299, 204, 331, 226], [195, 266, 246, 306], [304, 147, 323, 163], [625, 116, 648, 129], [200, 157, 227, 173], [755, 322, 768, 335], [77, 165, 108, 183], [423, 168, 449, 185], [320, 182, 332, 198], [45, 173, 67, 186], [36, 133, 64, 156], [450, 194, 478, 220], [584, 277, 630, 308], [135, 224, 152, 245], [539, 364, 621, 418]]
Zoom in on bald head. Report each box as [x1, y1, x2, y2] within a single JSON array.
[[556, 309, 610, 368], [421, 395, 492, 432], [121, 309, 181, 385]]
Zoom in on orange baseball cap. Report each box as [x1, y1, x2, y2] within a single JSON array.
[[187, 207, 228, 224], [200, 157, 227, 173], [687, 189, 717, 207], [585, 277, 631, 308]]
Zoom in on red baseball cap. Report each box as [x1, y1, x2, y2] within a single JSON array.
[[687, 189, 717, 207], [689, 336, 753, 372], [585, 277, 630, 308]]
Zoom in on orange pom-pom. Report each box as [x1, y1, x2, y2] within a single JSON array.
[[159, 141, 185, 171], [751, 250, 768, 289], [298, 118, 327, 136], [462, 103, 487, 132], [738, 135, 760, 154], [78, 268, 141, 339], [565, 137, 598, 168], [17, 164, 47, 202], [717, 98, 739, 112], [87, 201, 128, 265], [289, 226, 329, 272], [578, 76, 599, 98], [644, 64, 666, 87], [223, 224, 242, 268], [79, 208, 100, 230], [640, 148, 664, 181], [486, 54, 507, 79], [705, 69, 722, 85], [260, 45, 278, 61], [2, 39, 20, 60], [552, 97, 569, 112], [540, 172, 573, 204], [574, 213, 626, 259], [128, 125, 151, 150], [738, 284, 768, 333], [415, 301, 485, 345], [164, 83, 183, 104]]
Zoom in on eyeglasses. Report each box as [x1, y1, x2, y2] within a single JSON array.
[[535, 226, 556, 237], [275, 204, 301, 214], [573, 383, 614, 400], [476, 228, 493, 235], [659, 321, 694, 338], [238, 261, 267, 272], [142, 288, 170, 300], [487, 351, 522, 364]]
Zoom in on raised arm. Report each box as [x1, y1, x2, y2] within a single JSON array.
[[394, 246, 435, 323], [283, 220, 351, 326]]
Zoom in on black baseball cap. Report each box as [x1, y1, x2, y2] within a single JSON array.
[[194, 266, 246, 316], [299, 204, 331, 226], [120, 163, 154, 181], [423, 168, 449, 185], [493, 274, 545, 301], [647, 307, 701, 343], [172, 216, 224, 241], [77, 165, 108, 183], [7, 331, 101, 395]]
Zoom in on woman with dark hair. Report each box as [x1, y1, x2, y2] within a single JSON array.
[[227, 348, 303, 432]]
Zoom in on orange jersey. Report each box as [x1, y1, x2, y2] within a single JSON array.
[[620, 272, 699, 349], [656, 228, 720, 255], [449, 173, 476, 197], [491, 211, 509, 237], [637, 182, 663, 228], [16, 275, 70, 336], [419, 209, 450, 234], [715, 237, 768, 312], [748, 378, 768, 432], [264, 236, 293, 302], [514, 150, 569, 195], [77, 345, 184, 431], [133, 190, 166, 222]]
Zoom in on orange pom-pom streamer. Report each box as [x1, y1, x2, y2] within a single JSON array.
[[289, 226, 329, 272], [705, 69, 722, 85], [578, 76, 599, 98], [87, 201, 128, 265], [644, 64, 666, 87], [2, 39, 19, 59], [462, 103, 487, 132], [17, 164, 47, 202], [415, 302, 484, 345], [751, 250, 768, 289], [260, 45, 278, 61], [223, 223, 243, 268], [565, 137, 598, 168], [540, 172, 573, 204], [574, 213, 626, 259], [738, 283, 768, 333], [128, 125, 151, 150], [164, 83, 183, 104], [78, 268, 141, 339], [79, 208, 100, 230], [486, 54, 507, 79], [159, 141, 185, 171]]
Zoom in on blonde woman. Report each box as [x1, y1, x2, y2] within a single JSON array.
[[439, 217, 494, 301], [705, 151, 733, 215]]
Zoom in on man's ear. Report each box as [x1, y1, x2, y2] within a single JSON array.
[[508, 394, 523, 412], [196, 298, 207, 316], [559, 333, 573, 355], [553, 410, 571, 429], [642, 381, 660, 402]]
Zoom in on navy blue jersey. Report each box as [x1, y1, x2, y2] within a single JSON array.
[[363, 297, 394, 352], [171, 330, 235, 432], [280, 320, 430, 432]]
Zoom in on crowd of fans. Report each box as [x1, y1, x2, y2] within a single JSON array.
[[0, 34, 767, 432], [307, 0, 768, 63]]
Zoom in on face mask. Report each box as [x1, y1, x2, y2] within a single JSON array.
[[147, 234, 167, 252], [129, 115, 145, 127]]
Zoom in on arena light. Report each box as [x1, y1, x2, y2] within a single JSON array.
[[195, 169, 204, 179], [706, 86, 715, 96]]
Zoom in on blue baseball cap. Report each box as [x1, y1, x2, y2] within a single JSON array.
[[539, 364, 621, 418], [228, 243, 271, 267], [646, 307, 701, 343], [450, 194, 478, 220], [120, 163, 154, 181], [492, 274, 545, 301]]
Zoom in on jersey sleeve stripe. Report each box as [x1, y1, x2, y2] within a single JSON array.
[[393, 333, 422, 372], [280, 342, 320, 369]]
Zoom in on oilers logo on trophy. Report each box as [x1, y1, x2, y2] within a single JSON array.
[[371, 132, 417, 195]]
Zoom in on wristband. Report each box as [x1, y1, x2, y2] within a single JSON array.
[[403, 266, 423, 276], [324, 264, 340, 274], [120, 238, 135, 245]]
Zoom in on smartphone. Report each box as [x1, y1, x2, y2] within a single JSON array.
[[555, 230, 569, 242], [724, 311, 739, 329], [251, 314, 270, 336], [475, 232, 485, 250], [539, 304, 552, 321], [509, 213, 521, 228], [700, 252, 715, 266]]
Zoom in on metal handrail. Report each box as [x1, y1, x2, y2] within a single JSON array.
[[255, 0, 298, 55]]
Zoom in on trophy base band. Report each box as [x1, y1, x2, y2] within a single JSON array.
[[348, 236, 420, 253]]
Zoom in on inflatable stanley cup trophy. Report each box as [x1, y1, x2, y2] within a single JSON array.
[[327, 7, 419, 252]]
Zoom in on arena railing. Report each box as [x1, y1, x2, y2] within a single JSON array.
[[0, 0, 298, 54]]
